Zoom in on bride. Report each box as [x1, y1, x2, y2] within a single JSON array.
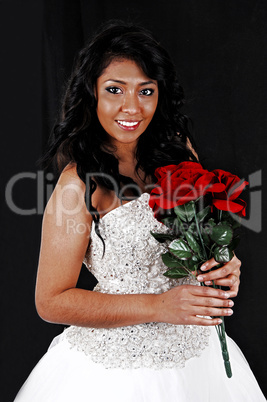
[[15, 21, 265, 401]]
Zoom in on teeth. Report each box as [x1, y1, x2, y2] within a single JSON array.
[[117, 120, 139, 127]]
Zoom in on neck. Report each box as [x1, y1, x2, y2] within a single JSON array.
[[114, 142, 137, 164]]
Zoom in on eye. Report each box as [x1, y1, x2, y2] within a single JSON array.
[[105, 86, 122, 94], [140, 88, 155, 96]]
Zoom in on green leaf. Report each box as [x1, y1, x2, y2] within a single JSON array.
[[150, 232, 175, 243], [214, 246, 234, 263], [163, 267, 189, 278], [169, 239, 192, 260], [208, 218, 216, 227], [174, 201, 195, 222], [201, 220, 216, 246], [202, 219, 216, 237], [196, 205, 211, 222], [185, 231, 202, 254], [201, 225, 211, 246], [210, 223, 233, 246], [184, 255, 201, 271], [161, 252, 185, 268], [201, 232, 211, 247], [173, 205, 186, 222], [188, 222, 196, 234]]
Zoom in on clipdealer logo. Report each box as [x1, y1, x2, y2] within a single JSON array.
[[234, 170, 262, 233], [5, 171, 55, 215], [4, 170, 262, 233]]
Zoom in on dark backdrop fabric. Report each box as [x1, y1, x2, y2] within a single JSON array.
[[1, 1, 266, 400]]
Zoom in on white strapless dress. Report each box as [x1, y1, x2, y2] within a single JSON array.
[[15, 193, 266, 401]]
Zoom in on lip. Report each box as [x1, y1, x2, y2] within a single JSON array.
[[116, 120, 142, 131]]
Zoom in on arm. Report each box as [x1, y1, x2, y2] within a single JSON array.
[[35, 165, 234, 328], [35, 165, 161, 328]]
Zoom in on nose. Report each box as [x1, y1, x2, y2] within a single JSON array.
[[121, 92, 141, 115]]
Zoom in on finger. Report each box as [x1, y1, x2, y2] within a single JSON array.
[[190, 285, 230, 299], [197, 264, 232, 283], [204, 279, 239, 298], [192, 306, 234, 317], [227, 289, 238, 298], [200, 257, 220, 272], [189, 316, 223, 326], [191, 296, 234, 308], [200, 255, 241, 272], [227, 279, 240, 298], [212, 274, 239, 288], [200, 256, 241, 280]]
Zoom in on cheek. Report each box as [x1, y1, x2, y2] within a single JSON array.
[[145, 98, 158, 120], [96, 99, 114, 124]]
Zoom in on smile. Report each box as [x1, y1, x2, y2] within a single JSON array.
[[116, 120, 141, 130]]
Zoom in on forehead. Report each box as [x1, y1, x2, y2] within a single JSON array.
[[97, 58, 157, 85]]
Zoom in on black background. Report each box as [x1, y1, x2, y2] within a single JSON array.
[[1, 1, 266, 400]]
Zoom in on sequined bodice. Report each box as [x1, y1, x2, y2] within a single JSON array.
[[65, 193, 210, 369], [85, 192, 178, 295]]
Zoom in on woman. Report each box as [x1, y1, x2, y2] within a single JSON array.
[[15, 21, 265, 401]]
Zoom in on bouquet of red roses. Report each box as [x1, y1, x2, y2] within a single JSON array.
[[149, 161, 248, 378]]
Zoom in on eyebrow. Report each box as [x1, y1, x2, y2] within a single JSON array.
[[104, 79, 157, 86]]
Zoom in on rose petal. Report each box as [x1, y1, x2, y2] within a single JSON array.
[[212, 198, 247, 216]]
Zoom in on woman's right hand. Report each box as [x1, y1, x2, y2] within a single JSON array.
[[155, 284, 234, 326]]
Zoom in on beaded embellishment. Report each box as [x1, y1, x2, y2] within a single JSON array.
[[65, 193, 210, 369]]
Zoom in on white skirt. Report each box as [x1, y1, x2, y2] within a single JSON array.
[[14, 327, 265, 402]]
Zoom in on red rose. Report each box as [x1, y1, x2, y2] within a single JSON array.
[[149, 162, 225, 214], [211, 169, 248, 216]]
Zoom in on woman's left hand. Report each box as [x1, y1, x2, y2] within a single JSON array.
[[196, 255, 241, 298]]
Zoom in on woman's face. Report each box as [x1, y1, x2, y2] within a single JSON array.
[[95, 59, 158, 148]]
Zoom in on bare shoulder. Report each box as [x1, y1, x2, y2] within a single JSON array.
[[59, 162, 86, 188], [45, 162, 92, 227]]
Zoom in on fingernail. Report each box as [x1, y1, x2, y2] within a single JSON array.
[[217, 319, 222, 324], [205, 281, 212, 285], [201, 264, 207, 271], [229, 300, 234, 307], [224, 292, 230, 298], [197, 275, 204, 282], [228, 309, 233, 315]]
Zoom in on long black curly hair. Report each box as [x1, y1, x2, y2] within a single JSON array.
[[42, 20, 197, 226]]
